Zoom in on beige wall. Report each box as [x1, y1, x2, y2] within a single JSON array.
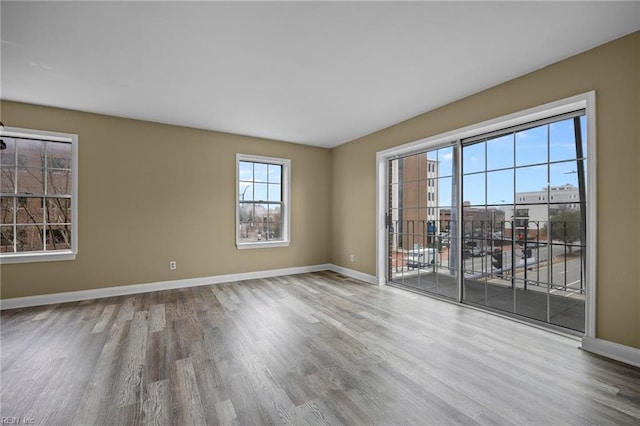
[[332, 32, 640, 349], [0, 102, 333, 298]]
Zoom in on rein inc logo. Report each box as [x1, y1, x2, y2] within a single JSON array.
[[1, 418, 35, 424]]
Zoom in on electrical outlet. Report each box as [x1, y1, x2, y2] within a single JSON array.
[[349, 254, 355, 263], [169, 261, 177, 270]]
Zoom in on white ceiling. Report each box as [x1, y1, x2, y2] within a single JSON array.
[[1, 2, 639, 148]]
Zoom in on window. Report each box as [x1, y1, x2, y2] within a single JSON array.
[[236, 154, 290, 249], [0, 127, 78, 263]]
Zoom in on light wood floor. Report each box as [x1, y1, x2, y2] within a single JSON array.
[[1, 271, 639, 425]]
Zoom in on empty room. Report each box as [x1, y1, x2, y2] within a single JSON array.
[[1, 1, 639, 425]]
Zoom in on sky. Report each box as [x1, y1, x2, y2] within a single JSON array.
[[238, 161, 282, 203], [420, 115, 587, 208]]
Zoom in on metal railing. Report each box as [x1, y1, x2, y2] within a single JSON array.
[[389, 218, 585, 295]]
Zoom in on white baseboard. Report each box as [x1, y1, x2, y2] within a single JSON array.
[[0, 263, 333, 310], [581, 336, 640, 368], [327, 264, 378, 285]]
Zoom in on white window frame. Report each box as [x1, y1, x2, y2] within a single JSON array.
[[0, 127, 78, 264], [236, 153, 291, 249], [376, 91, 596, 338]]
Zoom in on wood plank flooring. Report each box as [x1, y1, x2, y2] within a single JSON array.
[[1, 271, 639, 425]]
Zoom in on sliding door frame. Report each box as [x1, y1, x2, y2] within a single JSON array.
[[375, 91, 597, 338]]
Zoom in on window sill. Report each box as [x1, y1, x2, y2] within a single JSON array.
[[0, 251, 76, 264], [236, 241, 290, 250]]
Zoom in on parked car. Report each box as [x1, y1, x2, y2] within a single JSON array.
[[405, 247, 437, 268], [464, 240, 486, 257], [468, 246, 485, 257]]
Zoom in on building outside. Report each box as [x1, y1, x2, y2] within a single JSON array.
[[390, 154, 439, 250], [504, 184, 581, 241]]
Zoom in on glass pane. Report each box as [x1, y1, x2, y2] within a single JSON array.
[[463, 205, 488, 239], [402, 155, 418, 181], [550, 290, 585, 332], [549, 161, 580, 191], [487, 169, 513, 205], [550, 204, 583, 245], [267, 204, 282, 240], [549, 209, 585, 333], [268, 164, 281, 184], [1, 167, 15, 193], [16, 224, 43, 252], [515, 210, 547, 247], [389, 147, 459, 301], [515, 165, 547, 198], [239, 161, 254, 182], [549, 118, 577, 163], [463, 141, 485, 174], [487, 208, 507, 236], [515, 125, 547, 166], [486, 134, 514, 171], [1, 197, 15, 224], [46, 224, 71, 250], [418, 153, 430, 180], [426, 151, 438, 192], [0, 138, 16, 166], [439, 214, 453, 234], [47, 170, 72, 195], [16, 139, 45, 168], [522, 209, 549, 244], [463, 173, 485, 206], [464, 243, 513, 314], [17, 197, 44, 224], [46, 142, 72, 169], [0, 225, 14, 252], [254, 163, 268, 182], [417, 208, 429, 224], [402, 181, 419, 208], [17, 168, 45, 194], [239, 203, 256, 242], [402, 208, 419, 238], [437, 146, 454, 177], [437, 177, 453, 207], [514, 279, 548, 323], [240, 183, 253, 201], [254, 183, 268, 202], [46, 198, 71, 224], [549, 243, 582, 286], [511, 204, 534, 242], [253, 203, 268, 241], [268, 184, 281, 202], [239, 202, 253, 222]]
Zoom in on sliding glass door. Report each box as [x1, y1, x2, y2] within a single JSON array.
[[461, 112, 587, 332], [388, 145, 459, 299], [387, 111, 587, 333]]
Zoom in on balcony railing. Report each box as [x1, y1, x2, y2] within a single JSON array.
[[389, 218, 585, 295]]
